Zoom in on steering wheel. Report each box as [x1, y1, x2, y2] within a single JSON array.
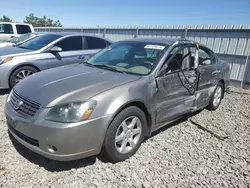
[[142, 61, 154, 69]]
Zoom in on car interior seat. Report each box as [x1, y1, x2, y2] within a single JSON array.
[[165, 53, 183, 73]]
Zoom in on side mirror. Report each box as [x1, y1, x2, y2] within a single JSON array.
[[49, 46, 62, 52]]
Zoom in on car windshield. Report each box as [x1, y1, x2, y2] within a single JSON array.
[[86, 41, 168, 75], [7, 33, 35, 44], [17, 34, 61, 51]]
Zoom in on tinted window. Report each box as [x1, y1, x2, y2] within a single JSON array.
[[55, 36, 83, 51], [85, 37, 107, 49], [17, 34, 61, 51], [0, 24, 14, 34], [16, 25, 32, 34]]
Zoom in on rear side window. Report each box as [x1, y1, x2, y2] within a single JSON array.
[[16, 25, 32, 34], [55, 36, 83, 51], [0, 24, 14, 34], [198, 48, 212, 65], [85, 37, 107, 49]]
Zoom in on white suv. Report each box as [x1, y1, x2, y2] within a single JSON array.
[[0, 22, 34, 42]]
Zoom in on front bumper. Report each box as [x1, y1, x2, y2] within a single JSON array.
[[0, 63, 12, 89], [5, 101, 112, 161]]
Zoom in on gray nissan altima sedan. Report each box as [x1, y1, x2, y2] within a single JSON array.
[[5, 38, 230, 162]]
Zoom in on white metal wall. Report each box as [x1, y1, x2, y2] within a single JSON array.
[[35, 25, 250, 84]]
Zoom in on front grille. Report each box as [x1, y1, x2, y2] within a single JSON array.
[[9, 90, 41, 118], [8, 124, 39, 147]]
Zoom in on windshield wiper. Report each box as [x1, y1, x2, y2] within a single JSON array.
[[17, 46, 28, 49], [81, 61, 95, 67], [93, 64, 127, 74]]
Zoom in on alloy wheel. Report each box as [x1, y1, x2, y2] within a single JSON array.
[[15, 70, 34, 84], [115, 116, 142, 154], [213, 86, 222, 107]]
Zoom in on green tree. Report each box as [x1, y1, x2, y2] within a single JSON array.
[[24, 13, 62, 27], [0, 15, 12, 22]]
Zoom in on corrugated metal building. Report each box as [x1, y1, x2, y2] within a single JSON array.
[[35, 25, 250, 87]]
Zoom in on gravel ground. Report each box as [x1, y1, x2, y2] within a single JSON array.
[[0, 87, 250, 188]]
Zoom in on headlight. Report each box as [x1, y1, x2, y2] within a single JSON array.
[[46, 101, 97, 123], [6, 89, 13, 103], [0, 57, 13, 65]]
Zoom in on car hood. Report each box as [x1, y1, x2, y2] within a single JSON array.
[[14, 64, 141, 107], [0, 46, 33, 57]]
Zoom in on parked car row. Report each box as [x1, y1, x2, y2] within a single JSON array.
[[0, 22, 34, 42], [4, 32, 230, 162], [0, 33, 112, 88]]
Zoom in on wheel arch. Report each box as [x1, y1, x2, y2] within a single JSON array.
[[8, 63, 41, 87], [110, 100, 153, 137]]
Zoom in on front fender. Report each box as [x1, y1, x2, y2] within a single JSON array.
[[90, 76, 157, 122]]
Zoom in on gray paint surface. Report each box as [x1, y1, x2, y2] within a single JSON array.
[[5, 38, 230, 161], [35, 25, 250, 84]]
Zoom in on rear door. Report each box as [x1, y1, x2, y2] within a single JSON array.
[[154, 44, 198, 126], [83, 36, 109, 57], [46, 36, 86, 69], [195, 47, 218, 107]]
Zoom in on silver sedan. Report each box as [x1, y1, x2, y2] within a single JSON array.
[[0, 33, 112, 88]]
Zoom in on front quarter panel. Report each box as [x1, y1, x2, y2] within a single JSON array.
[[90, 76, 157, 122]]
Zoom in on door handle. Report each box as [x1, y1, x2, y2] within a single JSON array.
[[212, 70, 220, 75], [199, 67, 207, 73], [78, 55, 86, 60]]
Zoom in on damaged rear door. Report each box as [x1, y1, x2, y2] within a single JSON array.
[[194, 47, 219, 108], [154, 44, 198, 126]]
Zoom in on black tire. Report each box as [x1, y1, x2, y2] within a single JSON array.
[[101, 106, 147, 162], [207, 82, 224, 111], [9, 66, 38, 88]]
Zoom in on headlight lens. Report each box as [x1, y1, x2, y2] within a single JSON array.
[[6, 89, 13, 103], [46, 101, 97, 123]]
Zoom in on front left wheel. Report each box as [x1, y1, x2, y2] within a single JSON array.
[[101, 106, 147, 162], [9, 66, 38, 88]]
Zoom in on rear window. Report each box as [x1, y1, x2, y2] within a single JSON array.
[[85, 37, 107, 49], [0, 24, 14, 34], [16, 25, 32, 34]]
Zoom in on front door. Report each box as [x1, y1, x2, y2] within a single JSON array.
[[155, 44, 198, 126], [46, 36, 87, 69]]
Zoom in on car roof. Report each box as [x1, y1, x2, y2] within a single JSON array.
[[0, 22, 32, 26], [36, 32, 113, 42], [121, 37, 196, 46]]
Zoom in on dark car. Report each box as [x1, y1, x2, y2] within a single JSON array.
[[5, 38, 230, 162]]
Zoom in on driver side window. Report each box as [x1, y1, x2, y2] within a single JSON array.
[[55, 36, 83, 51], [164, 46, 195, 74]]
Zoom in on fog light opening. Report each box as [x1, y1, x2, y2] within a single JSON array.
[[47, 145, 57, 153]]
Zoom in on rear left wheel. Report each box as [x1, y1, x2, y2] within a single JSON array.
[[9, 66, 38, 88], [101, 106, 147, 162], [207, 82, 224, 111]]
